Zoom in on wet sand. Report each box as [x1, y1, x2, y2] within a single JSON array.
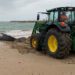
[[0, 38, 75, 75]]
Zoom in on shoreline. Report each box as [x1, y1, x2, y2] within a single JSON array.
[[10, 21, 36, 23]]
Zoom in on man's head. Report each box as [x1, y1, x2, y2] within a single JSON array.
[[61, 11, 66, 15]]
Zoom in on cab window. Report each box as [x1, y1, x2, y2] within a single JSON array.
[[50, 12, 54, 22], [54, 12, 58, 22], [71, 11, 75, 22]]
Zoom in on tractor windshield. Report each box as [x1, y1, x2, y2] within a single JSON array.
[[62, 11, 75, 24], [49, 10, 75, 24]]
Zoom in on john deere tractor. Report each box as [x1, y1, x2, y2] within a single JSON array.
[[30, 7, 75, 59]]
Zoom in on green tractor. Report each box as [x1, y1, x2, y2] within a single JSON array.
[[30, 7, 75, 59]]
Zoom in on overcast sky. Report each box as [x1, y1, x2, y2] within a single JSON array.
[[0, 0, 74, 21]]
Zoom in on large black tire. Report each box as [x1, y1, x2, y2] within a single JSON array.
[[43, 29, 71, 59], [30, 33, 41, 51]]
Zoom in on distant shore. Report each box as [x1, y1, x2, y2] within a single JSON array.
[[10, 20, 36, 23]]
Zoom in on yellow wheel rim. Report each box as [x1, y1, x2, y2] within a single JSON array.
[[48, 35, 58, 53], [32, 38, 37, 48]]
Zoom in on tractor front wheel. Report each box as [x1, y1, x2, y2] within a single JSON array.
[[30, 33, 41, 50]]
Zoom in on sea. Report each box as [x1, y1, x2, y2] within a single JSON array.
[[0, 22, 35, 32]]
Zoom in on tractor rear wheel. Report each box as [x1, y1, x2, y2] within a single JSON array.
[[43, 29, 71, 59]]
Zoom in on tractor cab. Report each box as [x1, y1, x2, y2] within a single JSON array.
[[47, 7, 75, 26], [37, 7, 75, 27]]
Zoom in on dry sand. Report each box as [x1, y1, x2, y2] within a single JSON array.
[[0, 38, 75, 75]]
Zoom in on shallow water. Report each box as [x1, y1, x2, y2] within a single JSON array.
[[0, 22, 34, 32]]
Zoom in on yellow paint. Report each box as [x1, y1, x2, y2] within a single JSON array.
[[48, 35, 58, 53], [32, 38, 37, 48]]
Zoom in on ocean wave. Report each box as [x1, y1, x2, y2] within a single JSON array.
[[4, 30, 32, 39]]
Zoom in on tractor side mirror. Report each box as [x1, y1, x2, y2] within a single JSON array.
[[37, 14, 40, 20]]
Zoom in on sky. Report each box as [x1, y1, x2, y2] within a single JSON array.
[[0, 0, 74, 21]]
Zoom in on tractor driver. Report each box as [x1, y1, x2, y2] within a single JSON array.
[[60, 11, 68, 22]]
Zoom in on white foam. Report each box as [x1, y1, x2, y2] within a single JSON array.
[[4, 30, 32, 39]]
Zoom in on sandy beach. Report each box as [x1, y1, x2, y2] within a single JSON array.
[[0, 0, 75, 74], [0, 37, 75, 75]]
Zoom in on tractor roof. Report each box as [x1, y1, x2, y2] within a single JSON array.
[[47, 7, 75, 12]]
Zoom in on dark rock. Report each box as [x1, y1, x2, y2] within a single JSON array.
[[0, 33, 15, 41]]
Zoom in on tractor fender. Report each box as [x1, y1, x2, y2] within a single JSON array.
[[46, 22, 70, 33]]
